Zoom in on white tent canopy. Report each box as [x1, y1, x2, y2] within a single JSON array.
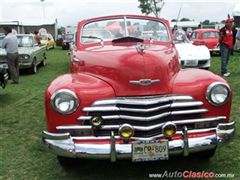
[[233, 3, 240, 16]]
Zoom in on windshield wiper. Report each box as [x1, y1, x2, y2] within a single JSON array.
[[81, 35, 104, 43]]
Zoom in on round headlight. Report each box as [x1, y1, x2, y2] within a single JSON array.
[[20, 55, 29, 60], [23, 55, 29, 59], [206, 82, 230, 106], [119, 124, 134, 139], [51, 89, 79, 114]]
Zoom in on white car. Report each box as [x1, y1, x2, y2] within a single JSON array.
[[174, 29, 211, 69]]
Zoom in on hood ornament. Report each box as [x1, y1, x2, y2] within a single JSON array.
[[136, 43, 145, 53], [129, 79, 160, 86]]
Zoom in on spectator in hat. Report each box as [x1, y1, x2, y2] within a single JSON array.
[[219, 18, 233, 77], [2, 26, 19, 84]]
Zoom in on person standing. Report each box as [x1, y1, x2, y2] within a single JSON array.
[[219, 18, 233, 77], [236, 29, 240, 50], [34, 31, 42, 45], [2, 26, 19, 84]]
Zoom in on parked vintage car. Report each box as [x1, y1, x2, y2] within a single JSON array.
[[0, 34, 47, 74], [42, 15, 235, 164], [41, 33, 55, 50], [56, 35, 63, 47], [191, 29, 220, 54], [0, 67, 8, 88], [174, 29, 211, 69], [62, 33, 75, 50]]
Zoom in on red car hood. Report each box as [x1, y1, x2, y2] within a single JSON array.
[[77, 44, 179, 96]]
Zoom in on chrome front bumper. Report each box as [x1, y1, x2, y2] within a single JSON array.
[[42, 122, 235, 162]]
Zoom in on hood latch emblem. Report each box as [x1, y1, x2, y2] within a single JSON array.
[[136, 43, 145, 53], [129, 79, 160, 86]]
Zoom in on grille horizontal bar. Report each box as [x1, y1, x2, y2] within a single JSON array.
[[59, 117, 225, 132], [83, 101, 203, 113], [78, 109, 207, 121], [92, 95, 194, 106], [71, 127, 217, 141]]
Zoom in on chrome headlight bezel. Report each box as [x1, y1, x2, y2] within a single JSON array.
[[206, 82, 231, 106], [20, 54, 30, 60], [50, 89, 79, 115]]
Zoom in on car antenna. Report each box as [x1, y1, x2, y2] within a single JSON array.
[[176, 4, 182, 27]]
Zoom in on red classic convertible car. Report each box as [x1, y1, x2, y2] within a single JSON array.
[[43, 15, 235, 164]]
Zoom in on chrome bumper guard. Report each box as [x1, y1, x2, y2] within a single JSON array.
[[42, 122, 235, 162]]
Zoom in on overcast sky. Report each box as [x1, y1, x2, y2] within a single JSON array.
[[0, 0, 239, 26]]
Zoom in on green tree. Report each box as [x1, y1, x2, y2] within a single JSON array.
[[202, 20, 210, 25], [57, 27, 65, 35], [180, 18, 190, 22], [138, 0, 164, 17]]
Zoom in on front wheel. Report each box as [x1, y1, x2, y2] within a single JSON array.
[[40, 54, 46, 66], [29, 62, 37, 74]]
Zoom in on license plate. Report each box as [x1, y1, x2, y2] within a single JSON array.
[[0, 63, 8, 69], [132, 140, 169, 162], [184, 60, 198, 67]]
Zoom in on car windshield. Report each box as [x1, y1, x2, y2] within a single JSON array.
[[17, 36, 34, 47], [41, 35, 48, 40], [203, 32, 219, 39], [0, 36, 4, 48], [173, 29, 191, 43], [81, 17, 169, 44], [65, 34, 74, 41]]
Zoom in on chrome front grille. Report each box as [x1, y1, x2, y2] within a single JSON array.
[[57, 95, 226, 138]]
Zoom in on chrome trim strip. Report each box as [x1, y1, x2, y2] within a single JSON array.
[[110, 131, 116, 162], [42, 131, 71, 140], [83, 106, 119, 112], [119, 104, 170, 113], [58, 116, 226, 132], [78, 115, 119, 121], [78, 109, 208, 121], [171, 109, 208, 115], [82, 101, 203, 113], [171, 101, 203, 108], [71, 128, 218, 141], [92, 96, 194, 106], [182, 126, 189, 156]]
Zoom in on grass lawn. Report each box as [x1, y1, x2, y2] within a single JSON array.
[[0, 47, 239, 180]]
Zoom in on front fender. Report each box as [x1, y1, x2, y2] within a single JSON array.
[[172, 68, 232, 122], [45, 73, 115, 132]]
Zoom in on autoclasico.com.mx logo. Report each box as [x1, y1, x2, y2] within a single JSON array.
[[149, 170, 235, 179]]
